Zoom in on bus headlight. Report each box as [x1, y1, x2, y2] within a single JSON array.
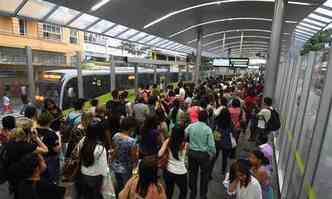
[[35, 95, 45, 101]]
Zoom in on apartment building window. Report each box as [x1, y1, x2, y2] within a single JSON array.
[[70, 29, 78, 44], [18, 19, 27, 35], [42, 23, 62, 40]]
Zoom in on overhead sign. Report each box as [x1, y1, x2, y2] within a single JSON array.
[[213, 57, 249, 68], [213, 58, 229, 67], [229, 58, 249, 68]]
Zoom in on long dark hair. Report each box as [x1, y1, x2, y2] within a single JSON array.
[[141, 114, 159, 140], [171, 99, 180, 123], [136, 159, 160, 197], [169, 127, 185, 160], [251, 149, 270, 165], [81, 121, 104, 167], [44, 98, 60, 112], [229, 161, 240, 183], [237, 159, 252, 187], [216, 108, 232, 130]]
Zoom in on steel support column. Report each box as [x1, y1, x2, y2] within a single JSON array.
[[153, 65, 157, 84], [26, 46, 34, 101], [76, 51, 84, 98], [240, 32, 244, 57], [195, 29, 203, 85], [222, 33, 226, 56], [110, 55, 116, 91], [134, 64, 138, 94], [264, 0, 287, 99]]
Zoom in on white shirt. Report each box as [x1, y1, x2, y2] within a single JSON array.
[[3, 96, 10, 106], [214, 105, 226, 117], [179, 88, 186, 98], [226, 176, 262, 199], [238, 176, 262, 199], [167, 149, 187, 175], [81, 144, 109, 176]]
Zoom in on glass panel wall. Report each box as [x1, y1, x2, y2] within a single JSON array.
[[275, 49, 332, 199]]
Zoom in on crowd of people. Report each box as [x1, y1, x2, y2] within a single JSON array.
[[0, 74, 278, 199]]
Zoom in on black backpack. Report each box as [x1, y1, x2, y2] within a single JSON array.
[[266, 108, 281, 131], [0, 144, 9, 184]]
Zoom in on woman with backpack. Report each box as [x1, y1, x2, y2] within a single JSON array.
[[217, 106, 237, 175], [209, 97, 228, 178], [158, 127, 188, 199]]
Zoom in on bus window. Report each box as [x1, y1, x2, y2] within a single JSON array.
[[63, 78, 78, 110], [35, 80, 61, 106], [83, 75, 110, 99]]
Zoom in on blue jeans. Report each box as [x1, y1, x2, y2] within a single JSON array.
[[114, 169, 132, 194]]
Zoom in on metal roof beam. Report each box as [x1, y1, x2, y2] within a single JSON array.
[[102, 23, 118, 34], [114, 28, 130, 38], [163, 42, 176, 49], [312, 11, 332, 21], [320, 5, 332, 12], [300, 21, 325, 29], [294, 30, 314, 38], [42, 5, 60, 21], [126, 31, 141, 40], [14, 0, 29, 16], [85, 18, 102, 30], [155, 40, 170, 47], [66, 12, 83, 26], [143, 36, 158, 44], [135, 34, 150, 42], [306, 16, 330, 26]]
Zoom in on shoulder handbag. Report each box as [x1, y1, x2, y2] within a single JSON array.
[[101, 172, 116, 199], [63, 138, 83, 182], [230, 132, 237, 149], [213, 129, 223, 142], [158, 149, 169, 170]]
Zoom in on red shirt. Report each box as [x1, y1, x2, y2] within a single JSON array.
[[228, 107, 241, 129], [0, 128, 10, 144], [244, 96, 258, 112]]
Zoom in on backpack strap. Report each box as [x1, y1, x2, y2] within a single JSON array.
[[69, 114, 81, 124]]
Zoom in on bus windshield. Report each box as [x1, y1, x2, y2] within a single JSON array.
[[35, 80, 61, 106]]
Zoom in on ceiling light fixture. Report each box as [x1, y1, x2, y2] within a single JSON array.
[[143, 0, 309, 29], [187, 29, 273, 43], [91, 0, 111, 11], [288, 1, 312, 6], [169, 18, 273, 38]]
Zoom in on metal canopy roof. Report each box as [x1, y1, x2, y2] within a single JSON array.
[[43, 0, 325, 57], [0, 0, 330, 57]]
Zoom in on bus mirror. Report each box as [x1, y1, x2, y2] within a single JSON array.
[[68, 87, 75, 98]]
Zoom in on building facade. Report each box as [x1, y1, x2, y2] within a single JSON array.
[[0, 16, 84, 98]]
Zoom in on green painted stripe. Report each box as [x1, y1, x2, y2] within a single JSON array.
[[280, 112, 317, 199], [304, 181, 317, 199], [287, 130, 293, 141], [294, 150, 305, 176]]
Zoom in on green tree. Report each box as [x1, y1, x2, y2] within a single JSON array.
[[301, 28, 332, 55]]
